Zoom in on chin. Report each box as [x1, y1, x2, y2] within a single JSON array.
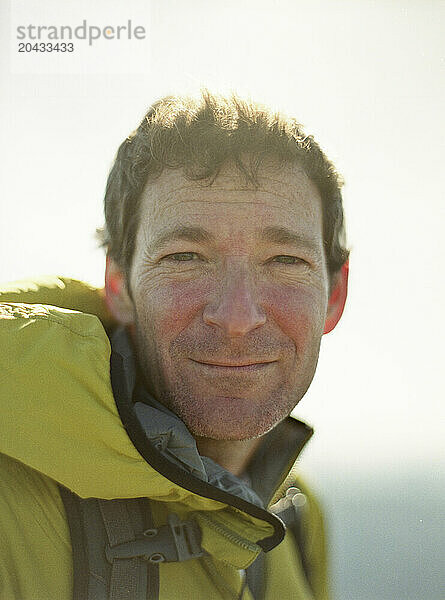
[[184, 418, 266, 442], [161, 391, 294, 441]]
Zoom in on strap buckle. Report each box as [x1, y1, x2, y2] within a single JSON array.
[[105, 513, 204, 564]]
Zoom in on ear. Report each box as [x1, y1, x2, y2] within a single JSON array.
[[104, 255, 135, 325], [323, 261, 349, 335]]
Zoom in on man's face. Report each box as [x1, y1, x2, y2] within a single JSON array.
[[127, 162, 330, 441]]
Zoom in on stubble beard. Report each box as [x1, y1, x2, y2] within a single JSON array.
[[131, 313, 320, 442], [157, 382, 299, 441]]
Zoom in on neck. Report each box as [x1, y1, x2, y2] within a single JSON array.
[[195, 436, 263, 477]]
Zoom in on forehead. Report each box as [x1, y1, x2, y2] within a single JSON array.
[[136, 163, 324, 246]]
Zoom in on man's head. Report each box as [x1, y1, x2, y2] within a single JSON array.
[[99, 91, 349, 441]]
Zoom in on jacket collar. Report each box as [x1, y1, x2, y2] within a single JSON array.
[[111, 325, 313, 509]]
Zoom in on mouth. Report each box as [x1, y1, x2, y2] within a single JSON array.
[[190, 359, 276, 372]]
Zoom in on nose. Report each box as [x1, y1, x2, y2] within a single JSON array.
[[202, 259, 266, 337]]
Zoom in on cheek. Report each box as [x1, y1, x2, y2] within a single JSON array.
[[142, 279, 211, 338], [263, 285, 327, 344]]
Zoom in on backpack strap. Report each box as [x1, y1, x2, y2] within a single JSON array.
[[97, 498, 153, 600], [58, 485, 204, 600], [59, 484, 91, 599]]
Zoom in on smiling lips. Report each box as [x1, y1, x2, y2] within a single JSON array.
[[190, 359, 276, 372]]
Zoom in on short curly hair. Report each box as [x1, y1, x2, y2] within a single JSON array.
[[97, 91, 349, 282]]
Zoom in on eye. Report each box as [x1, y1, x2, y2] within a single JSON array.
[[163, 252, 199, 262], [270, 255, 307, 265]]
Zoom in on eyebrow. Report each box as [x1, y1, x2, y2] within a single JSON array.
[[260, 226, 320, 253], [147, 224, 320, 254], [147, 226, 215, 254]]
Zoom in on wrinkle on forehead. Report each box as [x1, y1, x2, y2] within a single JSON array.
[[139, 166, 322, 229]]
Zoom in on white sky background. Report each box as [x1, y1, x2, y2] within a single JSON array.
[[1, 1, 444, 597]]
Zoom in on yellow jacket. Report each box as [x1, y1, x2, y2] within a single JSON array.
[[0, 276, 329, 600]]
